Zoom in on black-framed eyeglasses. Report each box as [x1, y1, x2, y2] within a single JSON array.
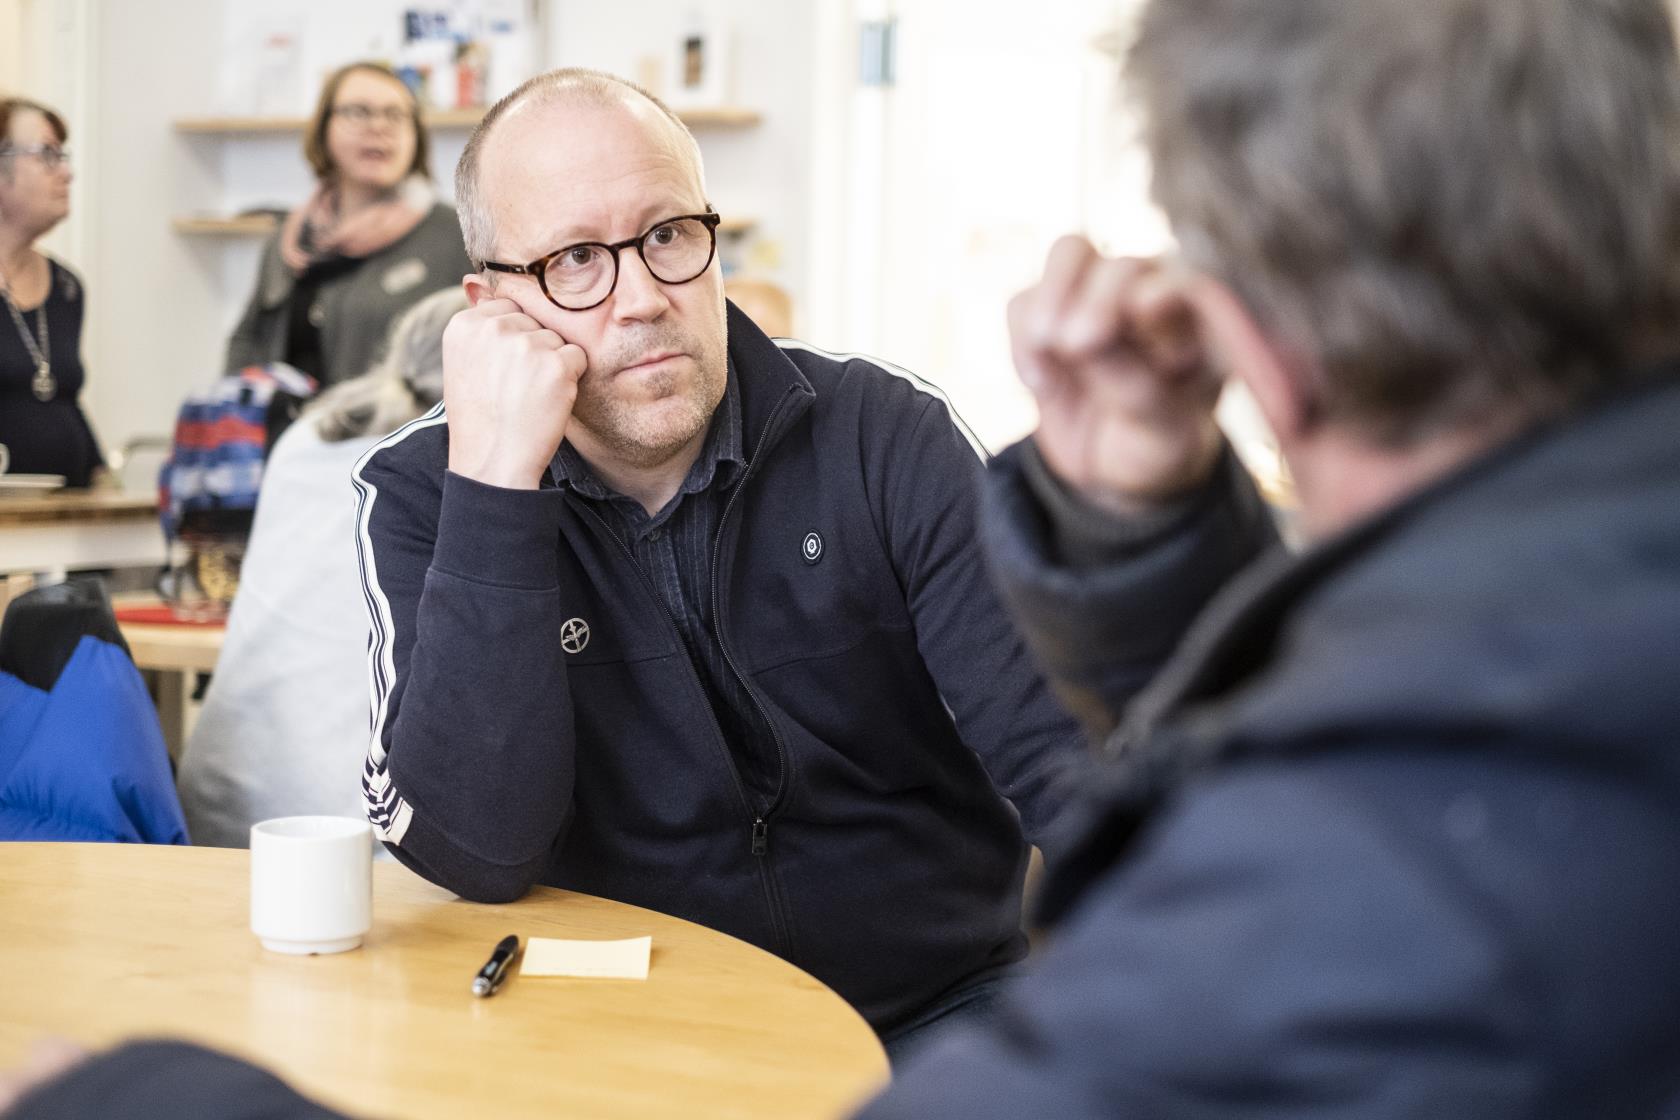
[[0, 143, 70, 170], [480, 212, 722, 312]]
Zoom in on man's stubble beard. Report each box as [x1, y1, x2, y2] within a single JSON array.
[[570, 319, 729, 470]]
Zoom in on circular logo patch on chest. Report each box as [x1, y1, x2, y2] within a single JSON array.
[[560, 617, 591, 653]]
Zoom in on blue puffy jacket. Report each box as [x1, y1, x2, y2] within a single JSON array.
[[0, 632, 189, 844]]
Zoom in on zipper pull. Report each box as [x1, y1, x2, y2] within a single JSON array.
[[751, 818, 768, 856]]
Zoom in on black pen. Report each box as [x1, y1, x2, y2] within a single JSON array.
[[471, 934, 521, 997]]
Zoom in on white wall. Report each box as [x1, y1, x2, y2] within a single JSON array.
[[88, 0, 226, 455], [0, 0, 26, 95]]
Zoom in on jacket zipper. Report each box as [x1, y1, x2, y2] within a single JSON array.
[[710, 389, 799, 835], [569, 497, 792, 955], [709, 388, 800, 954]]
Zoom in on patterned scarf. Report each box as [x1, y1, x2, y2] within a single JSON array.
[[278, 174, 433, 275]]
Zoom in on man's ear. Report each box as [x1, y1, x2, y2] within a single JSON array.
[[1186, 276, 1316, 443], [462, 272, 495, 307]]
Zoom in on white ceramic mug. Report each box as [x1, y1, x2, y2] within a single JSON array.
[[0, 443, 10, 476], [250, 815, 373, 954]]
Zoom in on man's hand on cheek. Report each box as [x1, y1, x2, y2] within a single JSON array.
[[443, 296, 588, 490]]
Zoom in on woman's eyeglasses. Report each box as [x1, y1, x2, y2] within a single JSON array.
[[0, 144, 70, 170], [332, 104, 411, 128]]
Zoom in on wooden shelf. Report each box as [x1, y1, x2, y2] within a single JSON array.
[[174, 106, 761, 135], [173, 214, 756, 238], [172, 214, 279, 236], [673, 107, 763, 128]]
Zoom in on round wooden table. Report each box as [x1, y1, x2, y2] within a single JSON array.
[[0, 843, 889, 1119]]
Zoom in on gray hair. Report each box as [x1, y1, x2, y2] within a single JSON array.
[[310, 287, 468, 442], [455, 67, 704, 266], [1129, 0, 1680, 446]]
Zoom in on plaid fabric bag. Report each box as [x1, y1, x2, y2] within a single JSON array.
[[157, 363, 317, 542]]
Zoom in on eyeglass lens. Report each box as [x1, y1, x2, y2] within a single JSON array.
[[545, 217, 715, 310], [0, 145, 69, 169], [335, 104, 409, 127]]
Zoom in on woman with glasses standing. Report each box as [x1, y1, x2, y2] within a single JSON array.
[[225, 61, 470, 387], [0, 97, 105, 488]]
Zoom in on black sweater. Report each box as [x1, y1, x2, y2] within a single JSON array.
[[0, 259, 102, 487]]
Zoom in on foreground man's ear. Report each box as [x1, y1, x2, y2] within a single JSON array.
[[1185, 275, 1319, 444]]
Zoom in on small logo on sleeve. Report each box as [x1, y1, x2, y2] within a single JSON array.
[[802, 531, 824, 565], [560, 618, 592, 653]]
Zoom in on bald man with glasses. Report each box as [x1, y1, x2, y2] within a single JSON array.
[[341, 66, 1271, 1062]]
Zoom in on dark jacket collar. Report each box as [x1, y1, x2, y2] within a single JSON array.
[[723, 300, 815, 462], [545, 301, 815, 499], [1040, 369, 1680, 923]]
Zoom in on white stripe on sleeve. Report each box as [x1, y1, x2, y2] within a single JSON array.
[[351, 402, 449, 844], [771, 339, 988, 461]]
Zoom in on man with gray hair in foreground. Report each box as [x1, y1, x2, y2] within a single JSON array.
[[861, 0, 1680, 1113]]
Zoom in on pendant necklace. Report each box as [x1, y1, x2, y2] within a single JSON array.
[[0, 262, 54, 402]]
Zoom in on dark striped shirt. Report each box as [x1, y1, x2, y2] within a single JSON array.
[[551, 368, 781, 805]]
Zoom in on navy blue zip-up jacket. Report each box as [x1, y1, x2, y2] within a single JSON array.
[[859, 374, 1680, 1116], [349, 304, 1094, 1032]]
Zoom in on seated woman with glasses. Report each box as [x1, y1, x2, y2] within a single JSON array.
[[0, 97, 105, 488], [225, 61, 470, 388]]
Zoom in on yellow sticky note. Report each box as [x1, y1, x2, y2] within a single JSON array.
[[520, 935, 652, 980]]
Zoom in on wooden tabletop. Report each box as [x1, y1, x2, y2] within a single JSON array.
[[0, 844, 890, 1119], [110, 594, 227, 674], [117, 617, 225, 672], [0, 490, 156, 525]]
